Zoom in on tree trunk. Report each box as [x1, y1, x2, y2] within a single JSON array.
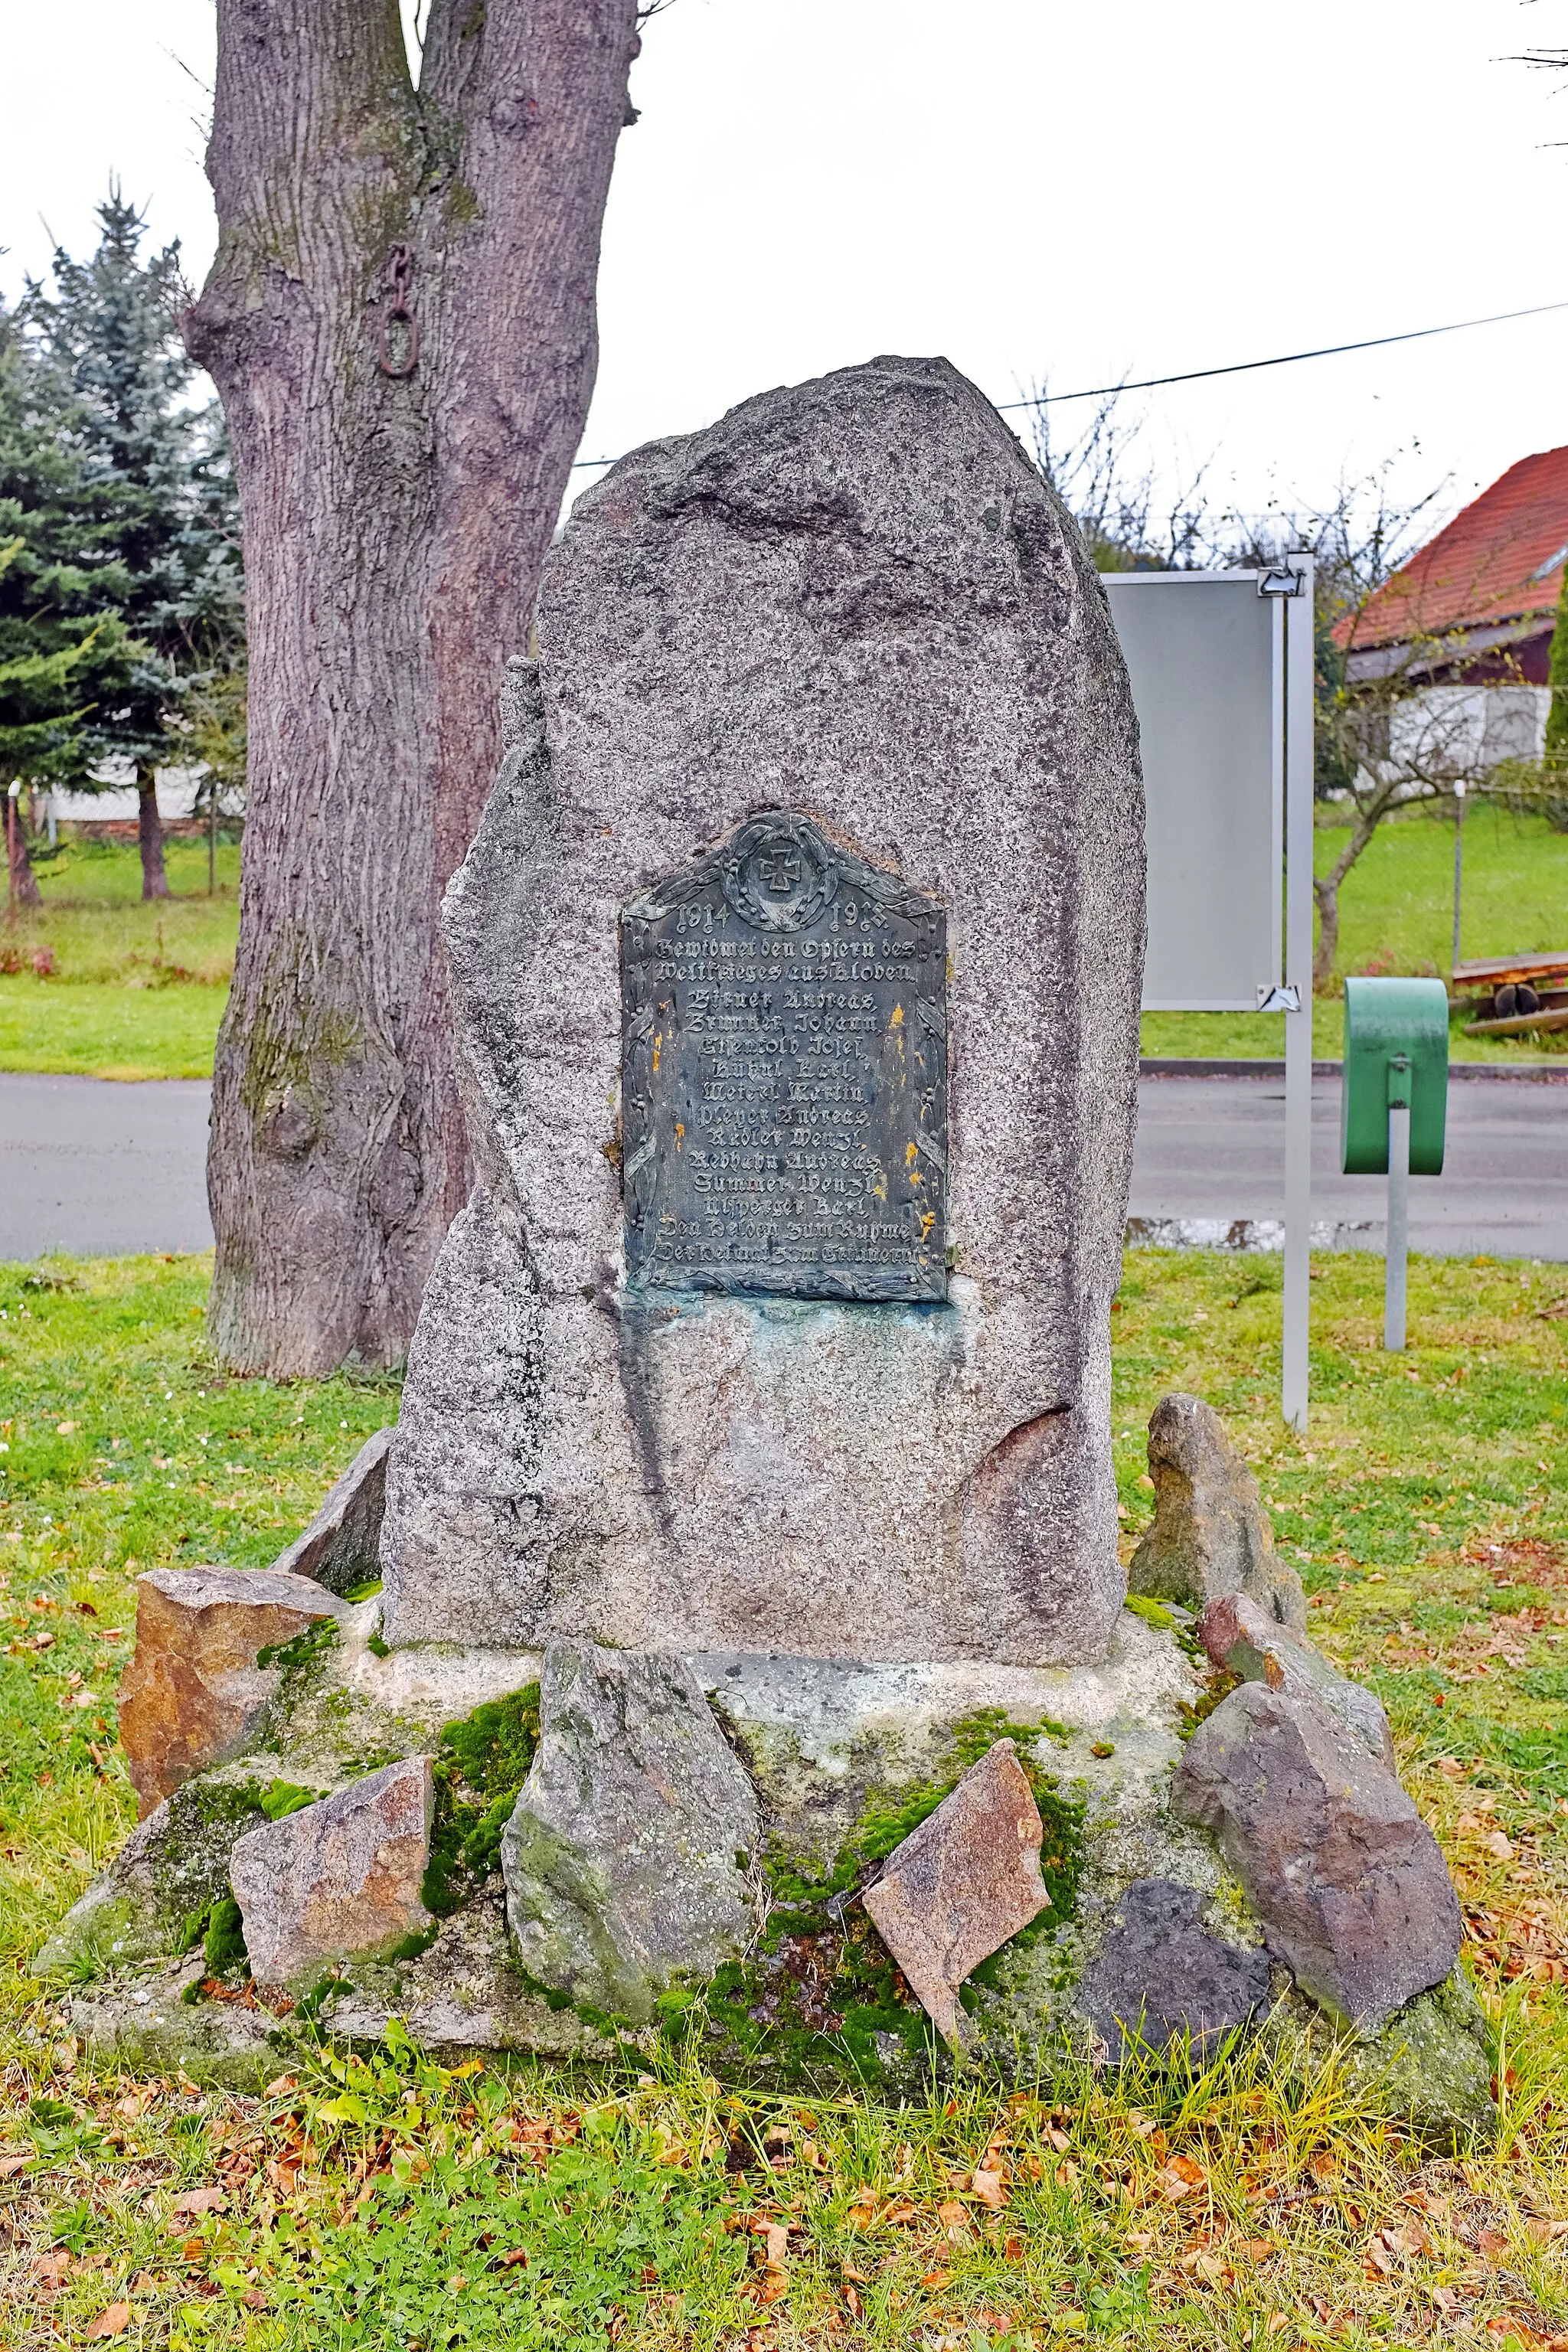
[[6, 800, 41, 909], [185, 0, 640, 1378], [137, 763, 170, 900]]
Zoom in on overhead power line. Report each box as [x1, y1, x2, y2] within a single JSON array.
[[1001, 296, 1568, 407], [568, 295, 1568, 469]]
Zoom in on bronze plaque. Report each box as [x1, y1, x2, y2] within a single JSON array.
[[621, 812, 947, 1301]]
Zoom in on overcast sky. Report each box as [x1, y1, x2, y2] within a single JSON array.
[[4, 0, 1566, 548]]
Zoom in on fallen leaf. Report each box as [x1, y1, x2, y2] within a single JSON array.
[[34, 2252, 71, 2288], [0, 2154, 30, 2178], [1156, 2156, 1207, 2201], [1002, 2233, 1024, 2261], [937, 2199, 972, 2243], [971, 2165, 1008, 2210], [495, 2249, 528, 2270], [170, 2186, 227, 2219], [922, 2269, 955, 2290], [84, 2305, 130, 2341], [1126, 2230, 1155, 2254], [1240, 2238, 1275, 2263], [756, 2223, 789, 2269]]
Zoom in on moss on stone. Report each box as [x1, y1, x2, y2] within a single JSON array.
[[423, 1687, 541, 1917]]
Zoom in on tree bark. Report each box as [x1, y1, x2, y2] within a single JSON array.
[[137, 762, 170, 900], [6, 799, 41, 909], [185, 0, 640, 1377]]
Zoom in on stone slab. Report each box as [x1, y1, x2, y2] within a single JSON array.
[[1129, 1393, 1307, 1632], [1173, 1681, 1462, 2031], [1197, 1590, 1396, 1769], [230, 1756, 434, 1985], [501, 1642, 760, 2023], [117, 1567, 342, 1815], [1076, 1876, 1272, 2062], [861, 1740, 1050, 2047], [380, 353, 1143, 1664], [272, 1427, 393, 1594]]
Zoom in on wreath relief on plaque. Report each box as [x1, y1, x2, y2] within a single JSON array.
[[620, 812, 947, 1302]]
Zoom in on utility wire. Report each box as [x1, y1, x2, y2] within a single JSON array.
[[568, 294, 1568, 468]]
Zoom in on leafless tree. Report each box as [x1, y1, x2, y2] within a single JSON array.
[[185, 0, 642, 1377]]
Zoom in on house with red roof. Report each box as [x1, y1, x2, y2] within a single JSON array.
[[1335, 444, 1568, 770]]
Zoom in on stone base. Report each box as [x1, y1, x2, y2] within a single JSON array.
[[51, 1607, 1494, 2146]]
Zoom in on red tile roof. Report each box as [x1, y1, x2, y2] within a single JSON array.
[[1337, 444, 1568, 652]]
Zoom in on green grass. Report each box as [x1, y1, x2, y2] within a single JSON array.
[[1, 835, 237, 1080], [2, 1248, 1568, 2344], [1143, 800, 1568, 1064], [5, 809, 1566, 1083]]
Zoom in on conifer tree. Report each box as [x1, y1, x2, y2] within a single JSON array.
[[26, 191, 242, 898], [0, 298, 132, 903]]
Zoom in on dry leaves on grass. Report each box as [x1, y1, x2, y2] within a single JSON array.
[[83, 2304, 131, 2341], [1155, 2155, 1207, 2202]]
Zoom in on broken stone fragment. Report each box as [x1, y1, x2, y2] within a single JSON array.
[[117, 1567, 343, 1817], [501, 1642, 759, 2025], [1197, 1589, 1396, 1769], [1077, 1877, 1272, 2063], [230, 1756, 434, 1985], [1128, 1393, 1307, 1633], [861, 1740, 1051, 2050], [270, 1426, 394, 1595], [1173, 1681, 1462, 2031], [34, 1772, 277, 1975]]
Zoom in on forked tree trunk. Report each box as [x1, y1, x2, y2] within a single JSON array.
[[185, 0, 640, 1377], [136, 763, 170, 901]]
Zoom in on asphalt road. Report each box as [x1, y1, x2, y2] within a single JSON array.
[[3, 1067, 1567, 1264]]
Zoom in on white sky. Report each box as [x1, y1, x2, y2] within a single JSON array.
[[4, 0, 1567, 547]]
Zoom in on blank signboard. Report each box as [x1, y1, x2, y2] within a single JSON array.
[[1102, 573, 1282, 1011]]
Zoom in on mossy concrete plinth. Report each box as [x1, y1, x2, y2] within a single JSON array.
[[44, 1607, 1495, 2142]]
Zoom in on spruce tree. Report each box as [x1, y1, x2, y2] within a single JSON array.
[[25, 191, 242, 897], [0, 298, 133, 904]]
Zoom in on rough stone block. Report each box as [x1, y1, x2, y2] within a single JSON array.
[[272, 1427, 394, 1595], [230, 1756, 434, 1984], [1197, 1589, 1396, 1769], [501, 1642, 759, 2024], [1129, 1393, 1307, 1632], [1077, 1876, 1272, 2062], [380, 353, 1144, 1664], [861, 1740, 1050, 2048], [34, 1772, 279, 1975], [1173, 1681, 1461, 2030], [118, 1568, 341, 1816]]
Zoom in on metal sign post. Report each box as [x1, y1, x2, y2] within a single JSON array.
[[1384, 1057, 1411, 1351], [1277, 557, 1315, 1432], [1104, 557, 1315, 1430]]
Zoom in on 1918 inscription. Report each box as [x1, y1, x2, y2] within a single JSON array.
[[621, 812, 947, 1301]]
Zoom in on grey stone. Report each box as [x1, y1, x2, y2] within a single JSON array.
[[273, 1427, 394, 1595], [1173, 1681, 1462, 2031], [501, 1642, 760, 2023], [34, 1771, 280, 1975], [1197, 1589, 1396, 1769], [1129, 1393, 1307, 1633], [1076, 1876, 1271, 2062], [230, 1756, 434, 1985], [381, 353, 1143, 1664], [861, 1740, 1051, 2049]]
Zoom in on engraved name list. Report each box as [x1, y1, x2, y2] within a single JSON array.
[[620, 812, 947, 1302]]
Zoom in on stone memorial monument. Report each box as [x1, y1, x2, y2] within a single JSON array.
[[42, 356, 1491, 2144], [377, 351, 1144, 1667]]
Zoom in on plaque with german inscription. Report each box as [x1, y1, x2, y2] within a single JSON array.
[[621, 812, 947, 1302]]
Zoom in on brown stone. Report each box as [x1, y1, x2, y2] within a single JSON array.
[[861, 1741, 1050, 2047], [1129, 1393, 1307, 1632], [1197, 1589, 1396, 1769], [117, 1568, 341, 1817], [271, 1427, 394, 1595], [230, 1756, 434, 1984]]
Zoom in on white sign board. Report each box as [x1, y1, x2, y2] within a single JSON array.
[[1102, 571, 1283, 1012]]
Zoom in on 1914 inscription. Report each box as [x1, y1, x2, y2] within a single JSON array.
[[621, 811, 947, 1301]]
